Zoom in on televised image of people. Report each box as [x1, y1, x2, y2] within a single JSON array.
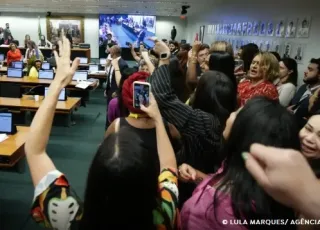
[[99, 14, 156, 49]]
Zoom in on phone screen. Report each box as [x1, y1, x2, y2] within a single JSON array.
[[134, 83, 150, 109]]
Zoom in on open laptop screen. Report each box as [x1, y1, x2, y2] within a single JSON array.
[[12, 61, 23, 69], [99, 58, 106, 65], [79, 57, 88, 64], [42, 62, 50, 70], [45, 87, 66, 101], [7, 68, 23, 78], [73, 71, 88, 81], [89, 64, 99, 72], [0, 113, 12, 133], [39, 70, 54, 80]]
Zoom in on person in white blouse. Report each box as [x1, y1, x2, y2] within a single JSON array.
[[38, 35, 52, 48], [275, 58, 298, 106]]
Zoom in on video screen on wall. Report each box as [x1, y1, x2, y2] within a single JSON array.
[[99, 14, 156, 49]]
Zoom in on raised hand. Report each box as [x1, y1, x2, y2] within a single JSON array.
[[244, 144, 318, 209], [192, 40, 202, 55], [140, 93, 161, 121], [53, 32, 80, 88], [148, 37, 170, 56], [178, 163, 197, 182]]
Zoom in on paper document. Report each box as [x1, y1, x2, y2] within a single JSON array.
[[0, 134, 9, 143]]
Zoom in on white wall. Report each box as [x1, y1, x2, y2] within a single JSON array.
[[156, 16, 187, 42], [0, 13, 187, 58], [185, 0, 320, 86]]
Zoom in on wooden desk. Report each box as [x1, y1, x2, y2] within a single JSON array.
[[0, 96, 81, 126], [89, 72, 106, 79], [0, 46, 91, 62], [0, 75, 98, 89], [0, 126, 29, 168], [0, 95, 80, 113], [0, 63, 90, 71]]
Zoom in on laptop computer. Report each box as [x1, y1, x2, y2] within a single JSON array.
[[11, 61, 23, 69], [99, 58, 106, 65], [39, 70, 54, 80], [0, 54, 4, 62], [89, 64, 99, 72], [42, 62, 51, 70], [0, 112, 17, 134], [73, 71, 88, 81], [79, 57, 88, 64], [7, 68, 23, 78], [45, 87, 67, 101]]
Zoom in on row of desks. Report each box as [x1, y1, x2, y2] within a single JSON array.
[[0, 75, 97, 170], [0, 66, 107, 80], [0, 126, 29, 168], [0, 46, 91, 62]]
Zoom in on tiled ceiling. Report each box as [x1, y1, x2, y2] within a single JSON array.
[[0, 0, 214, 16]]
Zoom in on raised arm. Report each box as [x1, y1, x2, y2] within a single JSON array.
[[148, 38, 214, 135], [141, 51, 155, 74], [129, 42, 141, 63], [25, 35, 80, 187], [186, 41, 202, 87], [141, 94, 176, 169]]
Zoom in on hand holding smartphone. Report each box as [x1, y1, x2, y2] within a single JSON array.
[[133, 81, 151, 109]]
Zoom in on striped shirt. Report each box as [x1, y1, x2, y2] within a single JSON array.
[[149, 65, 222, 173]]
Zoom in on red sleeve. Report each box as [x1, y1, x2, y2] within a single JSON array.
[[263, 84, 279, 100], [6, 51, 12, 66]]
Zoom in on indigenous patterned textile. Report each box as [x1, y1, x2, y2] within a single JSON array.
[[238, 80, 279, 107], [31, 168, 180, 230]]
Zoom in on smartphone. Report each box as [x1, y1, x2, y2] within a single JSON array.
[[126, 41, 131, 46], [133, 81, 151, 109]]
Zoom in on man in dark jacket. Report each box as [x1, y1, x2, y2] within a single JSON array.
[[289, 58, 320, 128], [104, 45, 128, 129], [171, 26, 177, 41]]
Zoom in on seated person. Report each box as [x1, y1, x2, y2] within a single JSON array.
[[38, 35, 52, 48], [28, 59, 42, 79], [46, 43, 59, 68], [6, 43, 22, 66], [289, 58, 320, 128]]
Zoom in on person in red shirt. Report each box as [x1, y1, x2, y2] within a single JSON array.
[[7, 43, 22, 66], [238, 52, 279, 106]]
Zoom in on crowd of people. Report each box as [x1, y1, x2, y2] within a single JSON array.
[[23, 33, 320, 230], [2, 28, 59, 78]]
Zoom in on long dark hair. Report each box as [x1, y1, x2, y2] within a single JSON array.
[[281, 58, 298, 86], [240, 43, 259, 73], [118, 68, 138, 117], [192, 71, 237, 126], [80, 128, 158, 229], [214, 97, 299, 229], [209, 51, 237, 88], [169, 57, 190, 102]]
